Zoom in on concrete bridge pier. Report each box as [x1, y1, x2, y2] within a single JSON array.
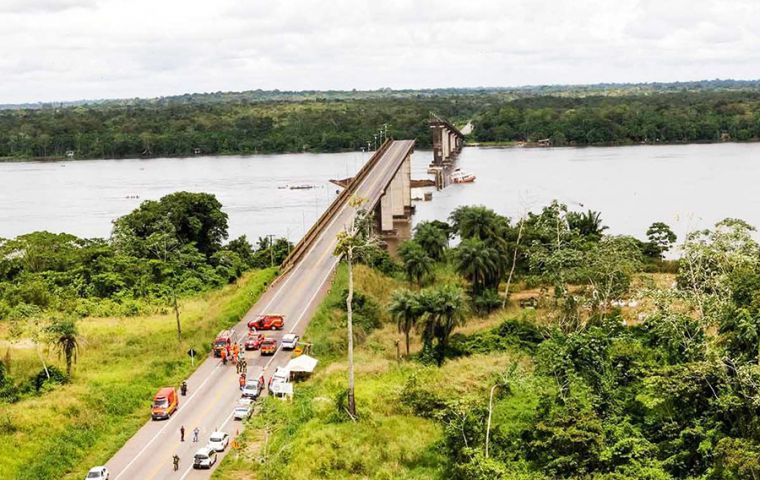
[[377, 152, 413, 234], [429, 115, 465, 168]]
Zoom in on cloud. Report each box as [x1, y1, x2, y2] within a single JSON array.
[[0, 0, 95, 13], [0, 0, 759, 103]]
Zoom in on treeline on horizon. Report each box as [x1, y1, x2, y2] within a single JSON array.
[[2, 81, 760, 160]]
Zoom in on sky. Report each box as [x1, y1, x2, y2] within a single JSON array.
[[1, 0, 759, 104]]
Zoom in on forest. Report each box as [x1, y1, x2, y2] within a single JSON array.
[[217, 202, 760, 480], [3, 81, 760, 160]]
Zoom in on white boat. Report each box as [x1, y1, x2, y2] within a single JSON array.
[[450, 169, 476, 183]]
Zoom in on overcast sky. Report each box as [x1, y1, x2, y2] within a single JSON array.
[[1, 0, 759, 104]]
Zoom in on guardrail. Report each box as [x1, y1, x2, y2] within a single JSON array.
[[280, 138, 394, 272]]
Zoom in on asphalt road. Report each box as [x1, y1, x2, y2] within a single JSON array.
[[105, 140, 415, 480]]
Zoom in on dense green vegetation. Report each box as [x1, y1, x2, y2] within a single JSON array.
[[473, 91, 760, 145], [0, 191, 290, 402], [218, 202, 760, 480], [0, 268, 276, 480], [4, 80, 760, 160]]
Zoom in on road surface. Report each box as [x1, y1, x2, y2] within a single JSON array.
[[105, 140, 415, 480]]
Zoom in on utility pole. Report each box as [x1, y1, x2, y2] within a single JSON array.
[[268, 234, 275, 268]]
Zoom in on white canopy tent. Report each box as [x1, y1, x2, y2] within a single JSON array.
[[285, 355, 318, 374]]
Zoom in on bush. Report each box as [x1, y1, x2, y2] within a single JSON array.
[[449, 317, 544, 356], [472, 288, 502, 315], [337, 290, 382, 337], [32, 365, 67, 392]]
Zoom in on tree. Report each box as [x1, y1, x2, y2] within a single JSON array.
[[413, 221, 449, 261], [112, 191, 228, 258], [567, 209, 608, 240], [418, 284, 467, 365], [47, 317, 80, 377], [449, 205, 508, 241], [644, 222, 677, 259], [333, 195, 375, 418], [398, 241, 433, 286], [145, 223, 183, 341], [389, 289, 421, 356], [454, 238, 500, 293]]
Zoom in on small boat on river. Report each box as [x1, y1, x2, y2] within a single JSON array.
[[450, 169, 476, 183]]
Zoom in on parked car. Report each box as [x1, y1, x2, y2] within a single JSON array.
[[151, 387, 178, 420], [241, 379, 262, 399], [85, 466, 110, 479], [281, 333, 299, 350], [244, 332, 265, 350], [233, 402, 253, 420], [260, 338, 277, 356], [207, 431, 230, 452], [192, 447, 217, 469], [248, 314, 285, 331]]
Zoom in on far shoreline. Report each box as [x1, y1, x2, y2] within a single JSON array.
[[1, 138, 758, 164]]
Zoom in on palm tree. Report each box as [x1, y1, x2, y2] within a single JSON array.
[[417, 285, 467, 366], [413, 222, 448, 260], [433, 284, 467, 365], [47, 317, 79, 377], [398, 241, 433, 286], [453, 238, 500, 293], [567, 209, 608, 240], [449, 205, 506, 241], [389, 290, 421, 356]]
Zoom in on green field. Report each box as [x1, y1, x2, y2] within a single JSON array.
[[0, 268, 276, 480]]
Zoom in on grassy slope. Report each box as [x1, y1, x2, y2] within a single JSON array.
[[0, 268, 277, 480], [215, 264, 531, 480]]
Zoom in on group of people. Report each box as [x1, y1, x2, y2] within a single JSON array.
[[173, 425, 201, 470], [172, 340, 257, 471], [220, 342, 245, 367]]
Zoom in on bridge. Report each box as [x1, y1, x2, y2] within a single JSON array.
[[105, 139, 416, 480], [430, 114, 465, 166]]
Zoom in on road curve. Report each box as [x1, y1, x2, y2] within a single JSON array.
[[105, 140, 415, 480]]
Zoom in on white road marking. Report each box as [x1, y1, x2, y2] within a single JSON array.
[[110, 141, 413, 479], [177, 410, 236, 480], [113, 363, 221, 480]]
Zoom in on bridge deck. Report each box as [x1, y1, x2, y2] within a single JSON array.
[[106, 139, 415, 480]]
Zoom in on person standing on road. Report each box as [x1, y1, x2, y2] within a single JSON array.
[[172, 454, 180, 471], [193, 427, 199, 443], [221, 348, 227, 365], [180, 425, 185, 442]]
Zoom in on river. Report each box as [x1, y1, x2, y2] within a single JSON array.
[[1, 142, 759, 246]]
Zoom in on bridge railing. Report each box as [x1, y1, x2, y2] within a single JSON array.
[[280, 138, 394, 272]]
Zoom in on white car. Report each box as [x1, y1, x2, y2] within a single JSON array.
[[281, 333, 299, 350], [85, 467, 110, 480], [233, 402, 252, 420], [207, 431, 230, 452], [192, 447, 217, 469], [241, 380, 262, 399]]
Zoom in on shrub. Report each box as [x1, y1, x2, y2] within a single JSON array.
[[32, 365, 67, 392], [472, 288, 502, 315]]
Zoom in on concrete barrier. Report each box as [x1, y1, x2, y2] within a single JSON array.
[[280, 138, 394, 272]]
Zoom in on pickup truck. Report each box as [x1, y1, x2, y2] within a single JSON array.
[[248, 314, 285, 331]]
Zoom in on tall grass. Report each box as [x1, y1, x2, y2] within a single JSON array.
[[0, 268, 276, 480], [214, 263, 526, 480]]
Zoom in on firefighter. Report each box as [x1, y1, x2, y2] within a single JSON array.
[[221, 348, 227, 365], [239, 372, 246, 390]]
